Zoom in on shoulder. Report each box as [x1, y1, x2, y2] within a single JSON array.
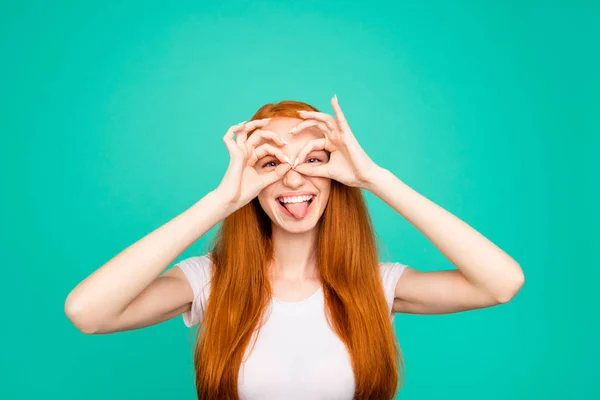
[[173, 254, 213, 327], [174, 254, 214, 294], [378, 261, 408, 286], [378, 261, 409, 316]]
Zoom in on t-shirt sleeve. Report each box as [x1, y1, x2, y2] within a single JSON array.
[[174, 254, 213, 327], [378, 261, 408, 320]]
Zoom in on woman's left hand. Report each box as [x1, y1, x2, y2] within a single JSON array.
[[292, 95, 383, 188]]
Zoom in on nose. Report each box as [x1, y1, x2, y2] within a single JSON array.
[[282, 167, 305, 189]]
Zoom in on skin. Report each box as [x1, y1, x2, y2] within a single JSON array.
[[290, 95, 525, 312], [64, 95, 525, 335], [252, 118, 331, 299], [247, 95, 526, 310]]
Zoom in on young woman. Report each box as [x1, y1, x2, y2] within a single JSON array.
[[64, 96, 524, 400]]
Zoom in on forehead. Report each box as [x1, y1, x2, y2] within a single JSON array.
[[260, 117, 325, 144]]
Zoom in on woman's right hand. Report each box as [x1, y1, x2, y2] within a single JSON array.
[[214, 119, 292, 214]]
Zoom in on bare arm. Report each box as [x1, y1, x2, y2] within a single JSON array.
[[64, 119, 291, 334], [289, 96, 524, 315], [391, 267, 502, 314], [64, 190, 229, 334], [365, 168, 525, 314]]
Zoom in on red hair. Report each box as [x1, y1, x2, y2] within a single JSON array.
[[191, 100, 404, 399]]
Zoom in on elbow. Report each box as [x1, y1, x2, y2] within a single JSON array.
[[64, 296, 101, 334], [496, 268, 525, 304]]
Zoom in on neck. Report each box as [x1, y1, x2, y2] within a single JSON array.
[[270, 223, 320, 280]]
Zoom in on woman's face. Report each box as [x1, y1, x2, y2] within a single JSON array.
[[255, 117, 331, 234]]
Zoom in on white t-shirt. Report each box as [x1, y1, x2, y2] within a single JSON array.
[[175, 255, 407, 400]]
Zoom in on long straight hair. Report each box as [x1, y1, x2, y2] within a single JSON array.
[[192, 100, 404, 399]]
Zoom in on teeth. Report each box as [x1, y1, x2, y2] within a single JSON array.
[[279, 195, 313, 204]]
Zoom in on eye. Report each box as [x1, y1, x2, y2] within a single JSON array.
[[307, 157, 322, 164], [262, 160, 279, 168]]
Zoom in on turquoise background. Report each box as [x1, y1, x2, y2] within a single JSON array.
[[2, 0, 597, 398]]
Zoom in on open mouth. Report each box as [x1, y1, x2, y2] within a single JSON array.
[[277, 194, 315, 220]]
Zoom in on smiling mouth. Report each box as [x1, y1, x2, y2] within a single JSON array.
[[277, 195, 315, 219]]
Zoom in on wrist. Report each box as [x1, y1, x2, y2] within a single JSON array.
[[206, 189, 238, 218], [362, 165, 390, 192]]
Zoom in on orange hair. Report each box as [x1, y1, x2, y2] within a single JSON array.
[[191, 100, 404, 399]]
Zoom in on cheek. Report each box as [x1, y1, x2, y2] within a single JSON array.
[[313, 178, 332, 196], [257, 181, 277, 200], [257, 195, 275, 220], [257, 186, 276, 212], [257, 191, 270, 208]]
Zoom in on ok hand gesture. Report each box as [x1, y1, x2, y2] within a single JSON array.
[[292, 95, 383, 188], [215, 119, 291, 214]]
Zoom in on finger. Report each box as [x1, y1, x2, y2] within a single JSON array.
[[296, 111, 338, 132], [227, 118, 271, 154], [294, 163, 330, 179], [290, 121, 336, 155], [223, 121, 248, 152], [261, 163, 292, 187], [250, 143, 292, 167], [246, 129, 287, 151], [331, 94, 351, 133], [288, 119, 330, 136], [237, 118, 272, 134], [293, 138, 335, 168], [236, 130, 248, 151]]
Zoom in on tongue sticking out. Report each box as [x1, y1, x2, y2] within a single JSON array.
[[284, 201, 310, 219]]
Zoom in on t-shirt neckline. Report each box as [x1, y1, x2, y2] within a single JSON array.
[[271, 285, 323, 306]]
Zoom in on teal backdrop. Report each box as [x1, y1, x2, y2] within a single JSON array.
[[2, 0, 597, 399]]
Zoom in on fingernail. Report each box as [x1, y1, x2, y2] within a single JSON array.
[[293, 157, 298, 168], [297, 110, 308, 113], [281, 138, 289, 144], [238, 120, 247, 125], [283, 156, 292, 164], [334, 94, 338, 101], [288, 126, 297, 134], [262, 118, 272, 120]]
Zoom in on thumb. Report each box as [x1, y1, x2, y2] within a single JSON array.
[[294, 163, 330, 178], [262, 163, 292, 186]]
